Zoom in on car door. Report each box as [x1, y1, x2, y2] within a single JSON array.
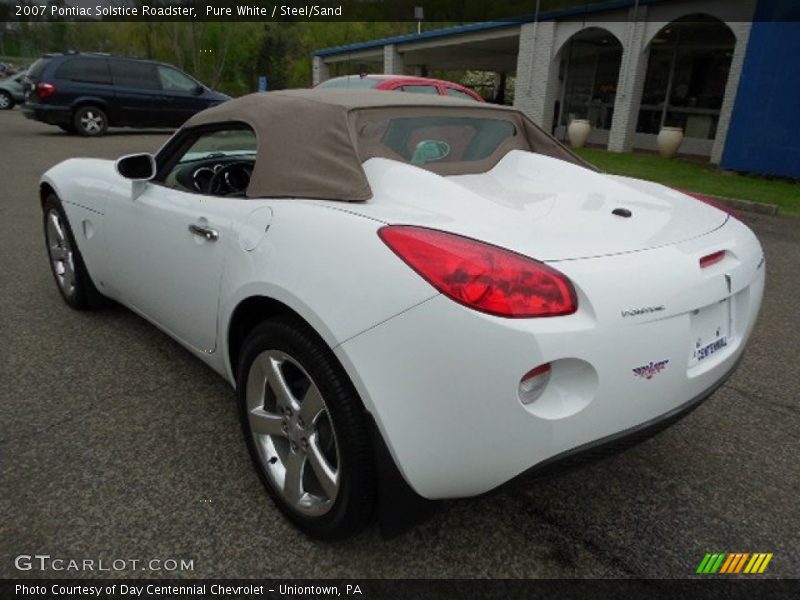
[[108, 59, 168, 126], [104, 126, 259, 352]]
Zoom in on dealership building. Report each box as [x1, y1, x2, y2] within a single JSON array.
[[313, 0, 800, 179]]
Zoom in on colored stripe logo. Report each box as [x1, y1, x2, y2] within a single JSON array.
[[696, 552, 773, 574]]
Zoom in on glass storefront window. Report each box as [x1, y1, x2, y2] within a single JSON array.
[[636, 16, 735, 139], [557, 29, 623, 131]]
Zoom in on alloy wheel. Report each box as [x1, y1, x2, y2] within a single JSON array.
[[80, 110, 104, 134], [0, 93, 10, 109], [245, 349, 341, 517], [45, 209, 76, 296]]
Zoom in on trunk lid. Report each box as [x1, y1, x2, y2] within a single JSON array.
[[355, 151, 728, 261]]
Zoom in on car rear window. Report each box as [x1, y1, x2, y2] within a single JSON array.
[[317, 77, 381, 89], [26, 57, 52, 80], [55, 58, 111, 85], [357, 113, 521, 167]]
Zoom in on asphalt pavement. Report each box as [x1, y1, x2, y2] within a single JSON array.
[[1, 111, 798, 579]]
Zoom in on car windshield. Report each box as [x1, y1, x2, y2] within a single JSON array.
[[355, 112, 523, 170], [177, 129, 257, 164]]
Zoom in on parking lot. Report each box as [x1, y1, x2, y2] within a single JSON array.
[[1, 110, 798, 579]]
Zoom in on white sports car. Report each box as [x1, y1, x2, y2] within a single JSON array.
[[41, 90, 765, 539]]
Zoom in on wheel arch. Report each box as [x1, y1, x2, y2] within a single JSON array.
[[70, 96, 110, 111], [226, 292, 438, 536], [39, 181, 57, 210], [226, 295, 326, 386], [70, 97, 113, 125]]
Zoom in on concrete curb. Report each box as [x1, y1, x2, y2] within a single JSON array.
[[704, 194, 780, 216]]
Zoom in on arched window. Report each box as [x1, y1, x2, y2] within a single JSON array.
[[556, 28, 623, 133], [637, 15, 735, 140]]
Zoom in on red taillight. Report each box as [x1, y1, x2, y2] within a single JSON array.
[[700, 250, 726, 268], [36, 82, 56, 99], [378, 226, 578, 318], [679, 189, 739, 219]]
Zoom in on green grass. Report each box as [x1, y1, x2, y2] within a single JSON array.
[[573, 147, 800, 216]]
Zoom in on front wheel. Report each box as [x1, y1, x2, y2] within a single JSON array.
[[43, 194, 106, 310], [237, 317, 377, 540], [0, 91, 14, 110], [73, 105, 108, 136]]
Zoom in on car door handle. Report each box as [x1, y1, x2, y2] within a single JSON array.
[[188, 223, 218, 241]]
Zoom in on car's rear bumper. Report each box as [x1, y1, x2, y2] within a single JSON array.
[[373, 352, 742, 537], [506, 350, 742, 487], [22, 103, 71, 126], [335, 217, 765, 499]]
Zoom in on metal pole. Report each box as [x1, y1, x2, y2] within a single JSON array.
[[661, 28, 681, 129]]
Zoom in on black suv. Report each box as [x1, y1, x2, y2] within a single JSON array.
[[22, 53, 230, 136]]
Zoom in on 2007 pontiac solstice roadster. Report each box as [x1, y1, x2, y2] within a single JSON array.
[[40, 90, 764, 539]]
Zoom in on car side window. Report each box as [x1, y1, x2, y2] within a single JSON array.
[[54, 58, 111, 85], [110, 60, 159, 90], [158, 66, 198, 93], [399, 85, 438, 95], [158, 127, 257, 197]]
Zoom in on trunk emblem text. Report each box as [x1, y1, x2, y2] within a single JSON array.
[[621, 305, 665, 318]]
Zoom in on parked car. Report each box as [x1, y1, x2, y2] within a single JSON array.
[[0, 62, 19, 76], [316, 74, 484, 101], [39, 90, 764, 539], [22, 53, 229, 136], [0, 71, 26, 110]]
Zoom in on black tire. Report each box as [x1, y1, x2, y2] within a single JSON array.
[[0, 91, 14, 110], [237, 316, 377, 540], [43, 194, 107, 310], [73, 105, 108, 136]]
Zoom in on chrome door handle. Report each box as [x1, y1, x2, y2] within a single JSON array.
[[188, 223, 218, 241]]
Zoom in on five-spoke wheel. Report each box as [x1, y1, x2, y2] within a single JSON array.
[[73, 105, 108, 136], [246, 349, 340, 516], [237, 317, 376, 539], [45, 208, 77, 299], [42, 194, 106, 310]]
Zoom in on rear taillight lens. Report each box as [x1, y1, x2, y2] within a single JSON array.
[[378, 225, 577, 318], [36, 82, 56, 99], [679, 189, 739, 219]]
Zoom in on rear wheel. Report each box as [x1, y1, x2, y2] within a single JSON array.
[[43, 194, 106, 310], [73, 105, 107, 136], [0, 91, 13, 110], [237, 317, 377, 540]]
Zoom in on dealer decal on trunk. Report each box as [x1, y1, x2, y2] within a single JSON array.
[[632, 359, 670, 380]]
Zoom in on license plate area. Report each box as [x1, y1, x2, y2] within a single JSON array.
[[689, 298, 732, 367]]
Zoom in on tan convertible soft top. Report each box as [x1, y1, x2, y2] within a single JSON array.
[[183, 89, 594, 202]]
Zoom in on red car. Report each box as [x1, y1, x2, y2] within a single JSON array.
[[316, 74, 484, 102]]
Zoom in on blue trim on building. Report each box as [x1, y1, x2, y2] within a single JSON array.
[[721, 0, 800, 178], [313, 0, 665, 57]]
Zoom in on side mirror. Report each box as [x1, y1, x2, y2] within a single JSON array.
[[411, 140, 451, 165], [193, 84, 205, 96], [115, 153, 156, 181]]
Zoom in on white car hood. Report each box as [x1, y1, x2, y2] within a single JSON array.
[[351, 151, 728, 261]]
